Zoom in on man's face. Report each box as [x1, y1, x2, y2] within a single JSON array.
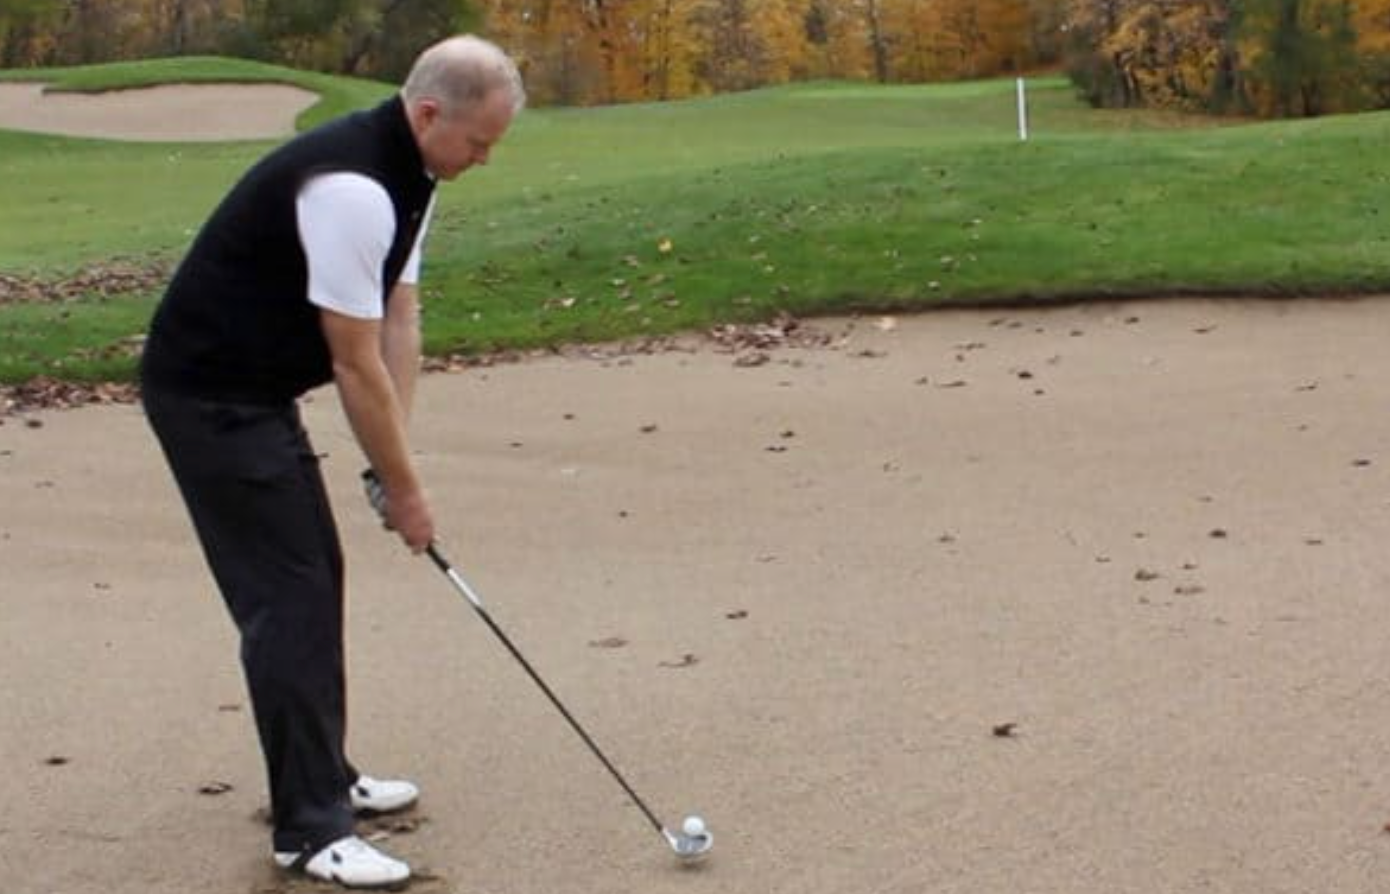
[[416, 89, 515, 181]]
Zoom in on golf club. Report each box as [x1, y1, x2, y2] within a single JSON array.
[[362, 472, 713, 862]]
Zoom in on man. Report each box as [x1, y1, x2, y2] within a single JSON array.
[[140, 36, 524, 889]]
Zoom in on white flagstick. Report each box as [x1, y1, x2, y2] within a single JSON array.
[[1017, 76, 1029, 142]]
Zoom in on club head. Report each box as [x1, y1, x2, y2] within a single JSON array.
[[664, 826, 714, 862]]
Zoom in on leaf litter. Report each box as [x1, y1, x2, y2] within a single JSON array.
[[0, 260, 168, 305], [4, 311, 843, 416]]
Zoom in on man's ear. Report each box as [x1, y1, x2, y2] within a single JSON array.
[[416, 98, 443, 127]]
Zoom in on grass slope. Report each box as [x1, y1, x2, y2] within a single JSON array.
[[0, 60, 1388, 383]]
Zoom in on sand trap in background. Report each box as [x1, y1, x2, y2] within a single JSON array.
[[0, 82, 317, 141]]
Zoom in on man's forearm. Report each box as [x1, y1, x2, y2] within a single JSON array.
[[335, 356, 418, 498], [322, 302, 435, 550], [382, 284, 421, 421]]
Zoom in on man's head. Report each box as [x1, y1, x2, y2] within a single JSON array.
[[401, 35, 526, 181]]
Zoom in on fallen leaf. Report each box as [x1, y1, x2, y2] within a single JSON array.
[[734, 352, 770, 368], [199, 781, 234, 796], [708, 314, 833, 353]]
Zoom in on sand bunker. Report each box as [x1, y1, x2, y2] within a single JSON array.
[[0, 82, 318, 142], [8, 297, 1390, 894]]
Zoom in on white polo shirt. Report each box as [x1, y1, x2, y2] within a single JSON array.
[[295, 172, 436, 320]]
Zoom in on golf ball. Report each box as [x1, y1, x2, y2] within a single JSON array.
[[682, 815, 707, 838]]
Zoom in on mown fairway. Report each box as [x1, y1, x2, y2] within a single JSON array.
[[1, 58, 1389, 382]]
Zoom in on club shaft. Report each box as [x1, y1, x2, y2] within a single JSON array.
[[425, 544, 667, 837]]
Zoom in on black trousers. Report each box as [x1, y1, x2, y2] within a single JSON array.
[[142, 385, 357, 854]]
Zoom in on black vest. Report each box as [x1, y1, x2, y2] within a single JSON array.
[[142, 96, 436, 403]]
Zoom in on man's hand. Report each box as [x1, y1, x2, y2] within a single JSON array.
[[363, 469, 434, 552], [386, 485, 435, 553]]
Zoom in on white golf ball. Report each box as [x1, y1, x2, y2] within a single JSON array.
[[682, 815, 707, 838]]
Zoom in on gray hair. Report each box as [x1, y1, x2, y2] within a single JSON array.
[[402, 35, 526, 117]]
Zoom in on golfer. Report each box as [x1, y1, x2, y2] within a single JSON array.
[[140, 36, 524, 888]]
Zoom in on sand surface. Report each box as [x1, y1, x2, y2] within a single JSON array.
[[0, 83, 317, 141], [5, 297, 1390, 894]]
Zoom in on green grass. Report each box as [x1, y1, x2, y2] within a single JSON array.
[[1, 59, 1389, 383]]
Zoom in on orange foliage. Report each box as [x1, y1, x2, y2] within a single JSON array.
[[482, 0, 1059, 104]]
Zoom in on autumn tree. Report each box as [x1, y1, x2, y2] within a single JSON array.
[[1024, 0, 1067, 66], [1237, 0, 1360, 116], [1065, 0, 1141, 106], [802, 0, 872, 80], [689, 0, 767, 91], [153, 0, 228, 55], [337, 0, 478, 80], [640, 0, 703, 98], [0, 0, 61, 66], [1356, 0, 1390, 106], [480, 0, 604, 104]]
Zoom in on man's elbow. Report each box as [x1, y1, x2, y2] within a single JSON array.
[[331, 351, 385, 388]]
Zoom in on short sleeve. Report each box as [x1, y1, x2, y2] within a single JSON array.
[[296, 173, 395, 319]]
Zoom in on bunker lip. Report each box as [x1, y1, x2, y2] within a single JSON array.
[[0, 81, 317, 142]]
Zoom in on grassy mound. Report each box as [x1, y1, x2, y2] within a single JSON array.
[[1, 60, 1388, 382]]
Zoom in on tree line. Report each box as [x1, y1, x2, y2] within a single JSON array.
[[0, 0, 480, 81], [1067, 0, 1390, 117], [477, 0, 1066, 104], [2, 0, 1388, 117]]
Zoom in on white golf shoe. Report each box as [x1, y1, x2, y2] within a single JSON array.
[[350, 774, 420, 814], [275, 835, 410, 889]]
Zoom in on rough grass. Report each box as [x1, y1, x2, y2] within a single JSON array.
[[1, 61, 1388, 383]]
